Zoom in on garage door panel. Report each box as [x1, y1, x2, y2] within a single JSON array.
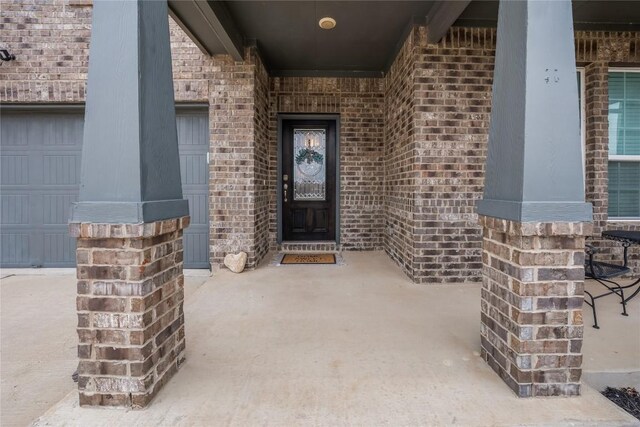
[[43, 194, 78, 225], [183, 233, 209, 267], [1, 108, 210, 269], [185, 193, 208, 225], [1, 195, 30, 224], [43, 155, 81, 185], [177, 114, 208, 146], [1, 233, 30, 265], [1, 115, 28, 146], [180, 154, 208, 185], [42, 232, 76, 266], [47, 116, 84, 146], [1, 155, 30, 185]]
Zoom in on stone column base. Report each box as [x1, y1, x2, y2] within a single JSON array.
[[479, 216, 591, 397], [69, 216, 189, 408]]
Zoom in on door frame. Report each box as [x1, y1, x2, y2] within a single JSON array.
[[277, 114, 340, 244]]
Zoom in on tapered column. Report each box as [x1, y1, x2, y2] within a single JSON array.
[[71, 0, 188, 223], [477, 0, 592, 397], [69, 0, 189, 408]]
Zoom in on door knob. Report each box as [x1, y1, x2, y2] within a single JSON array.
[[283, 183, 288, 203]]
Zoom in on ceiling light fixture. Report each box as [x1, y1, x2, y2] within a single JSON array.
[[318, 17, 336, 30]]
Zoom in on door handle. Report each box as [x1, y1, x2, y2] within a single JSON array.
[[283, 175, 289, 203]]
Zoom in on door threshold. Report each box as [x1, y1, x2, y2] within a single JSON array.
[[278, 241, 340, 253], [281, 240, 336, 244]]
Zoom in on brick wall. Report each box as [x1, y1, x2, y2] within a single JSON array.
[[0, 0, 91, 102], [71, 217, 189, 407], [0, 0, 271, 269], [383, 27, 494, 283], [268, 77, 386, 250], [1, 0, 638, 279], [383, 27, 417, 279], [253, 50, 271, 264], [381, 26, 639, 283], [578, 32, 640, 271], [413, 27, 494, 283], [479, 217, 589, 397], [0, 0, 210, 103], [208, 54, 257, 268]]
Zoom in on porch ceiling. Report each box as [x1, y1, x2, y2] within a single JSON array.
[[223, 0, 437, 76], [169, 0, 640, 77], [457, 0, 640, 30]]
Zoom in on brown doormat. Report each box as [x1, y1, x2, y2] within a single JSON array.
[[281, 253, 336, 265]]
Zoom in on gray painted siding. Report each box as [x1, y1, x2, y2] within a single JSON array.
[[0, 108, 209, 268]]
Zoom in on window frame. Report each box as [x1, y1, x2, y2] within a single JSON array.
[[607, 67, 640, 221], [577, 67, 586, 183]]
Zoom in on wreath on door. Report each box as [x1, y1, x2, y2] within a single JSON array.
[[295, 148, 323, 165]]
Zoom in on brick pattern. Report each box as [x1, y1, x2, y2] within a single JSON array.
[[0, 1, 210, 103], [413, 27, 494, 284], [208, 53, 257, 268], [254, 51, 271, 264], [479, 216, 589, 397], [383, 27, 494, 283], [1, 0, 638, 280], [0, 0, 90, 102], [383, 27, 417, 279], [584, 61, 610, 235], [207, 49, 271, 269], [69, 217, 189, 408], [575, 31, 640, 63], [583, 60, 640, 272], [268, 77, 386, 251]]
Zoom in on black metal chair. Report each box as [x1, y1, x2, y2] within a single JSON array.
[[584, 244, 631, 329]]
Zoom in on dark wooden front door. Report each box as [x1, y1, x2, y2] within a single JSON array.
[[282, 119, 336, 241]]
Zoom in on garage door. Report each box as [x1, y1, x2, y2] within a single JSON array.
[[175, 108, 210, 268], [0, 106, 210, 269]]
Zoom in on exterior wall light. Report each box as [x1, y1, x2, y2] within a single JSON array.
[[0, 49, 16, 64]]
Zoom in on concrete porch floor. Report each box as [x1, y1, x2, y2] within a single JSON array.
[[2, 251, 639, 426]]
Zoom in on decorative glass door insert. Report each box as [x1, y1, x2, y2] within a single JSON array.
[[293, 129, 326, 200]]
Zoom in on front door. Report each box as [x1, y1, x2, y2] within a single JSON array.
[[282, 119, 336, 241]]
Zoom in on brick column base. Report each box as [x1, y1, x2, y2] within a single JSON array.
[[479, 216, 591, 397], [69, 216, 190, 408]]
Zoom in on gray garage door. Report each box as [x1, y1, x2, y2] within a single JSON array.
[[175, 108, 210, 268], [0, 106, 209, 269]]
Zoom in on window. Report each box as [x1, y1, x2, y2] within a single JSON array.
[[608, 70, 640, 219]]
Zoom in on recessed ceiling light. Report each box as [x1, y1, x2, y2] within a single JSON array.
[[319, 17, 336, 30]]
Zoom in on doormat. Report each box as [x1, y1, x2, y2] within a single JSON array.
[[280, 253, 336, 265]]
